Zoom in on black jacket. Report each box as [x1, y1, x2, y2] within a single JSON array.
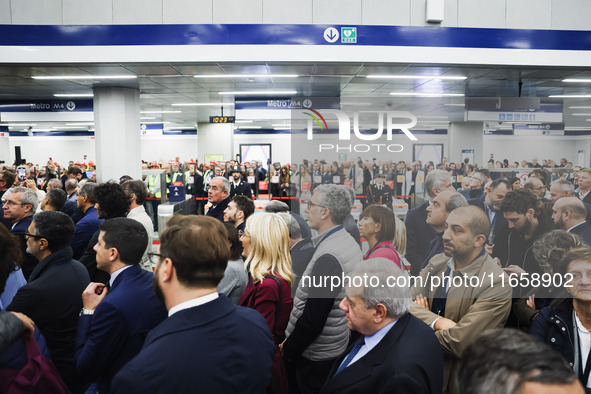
[[229, 180, 253, 199], [320, 313, 443, 394], [206, 196, 231, 222], [7, 247, 90, 394], [405, 202, 437, 276]]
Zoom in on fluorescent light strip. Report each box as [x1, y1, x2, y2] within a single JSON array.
[[34, 75, 136, 80], [569, 106, 591, 109], [418, 116, 449, 119], [140, 117, 156, 120], [171, 103, 233, 106], [566, 127, 591, 130], [218, 90, 297, 95], [274, 127, 291, 130], [194, 74, 298, 78], [390, 92, 464, 97], [54, 93, 93, 98], [237, 126, 262, 129], [549, 95, 591, 98], [142, 122, 171, 124], [444, 103, 465, 106], [563, 79, 591, 83], [0, 123, 37, 126], [572, 113, 591, 116], [271, 124, 291, 127], [235, 120, 254, 124], [31, 128, 55, 132], [140, 110, 182, 114], [56, 126, 90, 129], [66, 123, 94, 126], [368, 75, 466, 80]]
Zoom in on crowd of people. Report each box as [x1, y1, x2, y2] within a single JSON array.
[[0, 154, 589, 394]]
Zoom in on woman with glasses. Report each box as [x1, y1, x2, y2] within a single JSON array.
[[358, 204, 401, 268], [238, 213, 293, 394]]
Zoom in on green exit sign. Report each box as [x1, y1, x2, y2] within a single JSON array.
[[209, 116, 235, 123]]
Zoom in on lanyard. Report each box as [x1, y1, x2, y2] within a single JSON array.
[[316, 225, 343, 249]]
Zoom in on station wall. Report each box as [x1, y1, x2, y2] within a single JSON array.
[[7, 132, 588, 171], [1, 0, 591, 31]]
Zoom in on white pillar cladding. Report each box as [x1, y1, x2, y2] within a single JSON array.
[[197, 122, 234, 163], [448, 122, 484, 165], [93, 86, 141, 182]]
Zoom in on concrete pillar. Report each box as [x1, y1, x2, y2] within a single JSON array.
[[448, 122, 484, 166], [93, 86, 141, 182], [197, 122, 234, 163]]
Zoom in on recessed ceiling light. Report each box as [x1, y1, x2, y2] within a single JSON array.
[[194, 74, 298, 78], [563, 79, 591, 83], [0, 123, 37, 126], [218, 90, 297, 95], [390, 92, 464, 97], [549, 94, 591, 98], [368, 75, 466, 80], [53, 93, 93, 98], [34, 75, 136, 80], [171, 103, 234, 106], [140, 110, 182, 114]]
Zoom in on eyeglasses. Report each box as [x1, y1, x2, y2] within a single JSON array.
[[2, 200, 27, 207], [307, 200, 327, 209], [24, 232, 45, 240], [148, 253, 162, 265]]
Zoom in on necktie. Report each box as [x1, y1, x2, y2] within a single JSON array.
[[335, 338, 365, 375]]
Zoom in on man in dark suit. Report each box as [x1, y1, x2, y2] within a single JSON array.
[[205, 176, 232, 222], [549, 178, 591, 223], [71, 182, 102, 259], [228, 165, 253, 199], [321, 259, 443, 394], [405, 170, 455, 276], [468, 179, 511, 255], [111, 216, 275, 394], [552, 196, 591, 244], [366, 172, 391, 206], [2, 186, 39, 280], [7, 211, 90, 394], [578, 168, 591, 205], [75, 218, 167, 393]]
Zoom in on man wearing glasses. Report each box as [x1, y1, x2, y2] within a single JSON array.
[[3, 186, 39, 280], [7, 211, 90, 394]]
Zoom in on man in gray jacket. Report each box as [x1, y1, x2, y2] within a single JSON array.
[[281, 184, 363, 394]]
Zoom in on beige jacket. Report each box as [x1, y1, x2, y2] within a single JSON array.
[[411, 252, 512, 393]]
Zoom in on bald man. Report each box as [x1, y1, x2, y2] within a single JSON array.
[[552, 197, 591, 244]]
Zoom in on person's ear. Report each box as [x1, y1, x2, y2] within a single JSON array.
[[373, 303, 388, 323]]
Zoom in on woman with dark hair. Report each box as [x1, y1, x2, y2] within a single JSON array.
[[217, 223, 248, 303], [358, 204, 401, 268], [508, 176, 521, 190]]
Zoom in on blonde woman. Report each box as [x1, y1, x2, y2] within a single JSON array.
[[238, 213, 293, 394]]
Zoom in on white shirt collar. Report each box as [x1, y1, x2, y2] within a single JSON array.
[[168, 292, 219, 317], [109, 265, 133, 288]]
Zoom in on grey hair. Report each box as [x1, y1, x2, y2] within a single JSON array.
[[265, 200, 289, 213], [425, 170, 452, 198], [472, 172, 487, 184], [445, 192, 468, 213], [213, 176, 230, 193], [79, 182, 98, 202], [342, 185, 356, 205], [64, 178, 78, 192], [314, 184, 352, 225], [276, 212, 301, 240], [6, 186, 39, 212], [47, 178, 62, 189], [349, 258, 411, 319], [551, 179, 575, 194]]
